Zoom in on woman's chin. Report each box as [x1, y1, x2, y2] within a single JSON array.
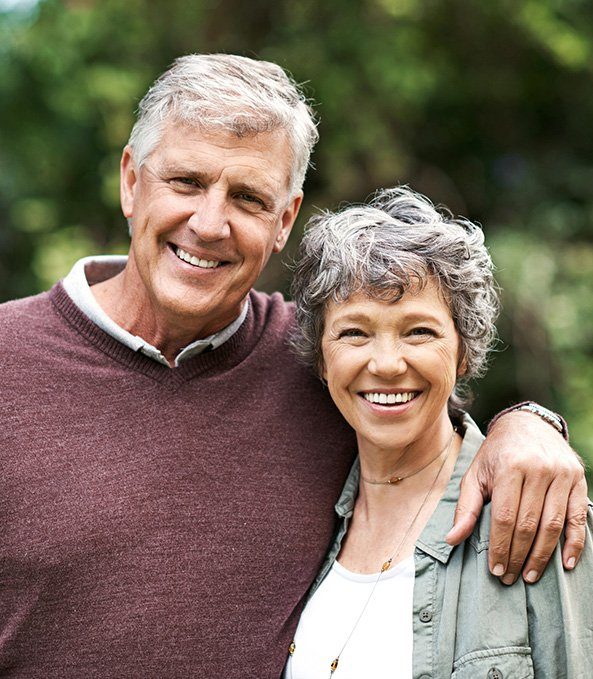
[[355, 425, 418, 455]]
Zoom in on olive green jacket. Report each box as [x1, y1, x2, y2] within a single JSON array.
[[308, 415, 593, 678]]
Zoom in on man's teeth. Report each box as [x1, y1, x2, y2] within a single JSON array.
[[175, 247, 220, 269], [363, 392, 417, 405]]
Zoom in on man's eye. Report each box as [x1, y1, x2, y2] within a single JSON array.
[[171, 177, 199, 188], [237, 194, 265, 208]]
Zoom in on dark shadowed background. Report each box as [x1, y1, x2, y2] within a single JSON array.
[[1, 0, 592, 473]]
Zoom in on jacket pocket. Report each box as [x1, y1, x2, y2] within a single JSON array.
[[451, 646, 533, 679]]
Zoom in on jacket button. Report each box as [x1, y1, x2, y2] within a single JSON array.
[[419, 608, 432, 623], [487, 669, 503, 679]]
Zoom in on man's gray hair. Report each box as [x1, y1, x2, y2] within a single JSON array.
[[128, 54, 319, 195], [290, 186, 500, 412]]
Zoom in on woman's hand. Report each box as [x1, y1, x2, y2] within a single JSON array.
[[446, 410, 588, 584]]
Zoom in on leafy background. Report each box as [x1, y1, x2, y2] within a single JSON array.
[[1, 0, 592, 473]]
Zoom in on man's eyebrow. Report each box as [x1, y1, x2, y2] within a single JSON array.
[[152, 165, 279, 205], [156, 163, 208, 180]]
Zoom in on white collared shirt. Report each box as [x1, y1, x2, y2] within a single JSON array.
[[62, 255, 249, 368]]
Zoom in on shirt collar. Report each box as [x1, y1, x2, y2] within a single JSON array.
[[333, 413, 485, 564], [62, 254, 249, 367], [415, 414, 484, 563]]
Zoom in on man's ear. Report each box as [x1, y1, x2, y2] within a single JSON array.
[[273, 191, 303, 253], [120, 145, 138, 220]]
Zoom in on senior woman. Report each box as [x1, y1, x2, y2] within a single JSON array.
[[284, 187, 593, 679]]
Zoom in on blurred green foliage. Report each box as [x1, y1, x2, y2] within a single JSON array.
[[1, 0, 592, 469]]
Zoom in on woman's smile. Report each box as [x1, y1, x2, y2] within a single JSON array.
[[357, 389, 423, 417]]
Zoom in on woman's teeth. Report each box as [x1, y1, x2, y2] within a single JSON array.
[[175, 247, 220, 269], [363, 391, 418, 405]]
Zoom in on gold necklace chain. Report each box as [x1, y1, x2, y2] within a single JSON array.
[[287, 427, 456, 679], [360, 432, 455, 485]]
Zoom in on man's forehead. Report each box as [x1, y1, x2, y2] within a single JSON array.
[[154, 121, 287, 162], [151, 122, 293, 192]]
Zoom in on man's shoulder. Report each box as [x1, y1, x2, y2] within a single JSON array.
[[246, 288, 324, 385], [0, 288, 55, 327], [249, 289, 295, 331], [0, 283, 71, 351], [249, 288, 294, 310], [0, 288, 60, 365]]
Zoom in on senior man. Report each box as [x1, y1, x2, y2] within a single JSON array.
[[0, 54, 586, 677]]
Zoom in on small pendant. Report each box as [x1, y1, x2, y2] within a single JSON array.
[[288, 641, 296, 655], [381, 558, 392, 572], [387, 476, 403, 484], [330, 657, 339, 673]]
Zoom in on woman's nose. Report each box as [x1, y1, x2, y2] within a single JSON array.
[[367, 342, 407, 377]]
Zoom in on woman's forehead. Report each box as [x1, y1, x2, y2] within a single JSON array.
[[324, 281, 453, 324]]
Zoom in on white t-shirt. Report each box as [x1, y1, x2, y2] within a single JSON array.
[[284, 556, 415, 679]]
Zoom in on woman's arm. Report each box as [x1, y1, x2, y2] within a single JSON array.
[[446, 408, 587, 585]]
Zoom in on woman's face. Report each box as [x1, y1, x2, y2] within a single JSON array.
[[321, 279, 463, 453]]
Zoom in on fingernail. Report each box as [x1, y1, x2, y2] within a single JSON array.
[[492, 563, 505, 576], [501, 574, 515, 586], [566, 556, 576, 569], [524, 570, 539, 583]]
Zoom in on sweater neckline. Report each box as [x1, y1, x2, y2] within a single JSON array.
[[49, 282, 262, 387]]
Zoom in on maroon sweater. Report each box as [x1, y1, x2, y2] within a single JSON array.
[[0, 284, 355, 678]]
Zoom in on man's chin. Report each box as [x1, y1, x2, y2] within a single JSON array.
[[156, 287, 242, 326]]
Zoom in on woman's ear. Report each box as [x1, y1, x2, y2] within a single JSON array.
[[457, 352, 468, 377]]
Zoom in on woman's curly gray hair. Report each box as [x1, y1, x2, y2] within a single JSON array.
[[290, 186, 500, 414]]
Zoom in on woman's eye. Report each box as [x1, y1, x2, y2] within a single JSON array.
[[409, 327, 435, 337], [337, 328, 366, 339]]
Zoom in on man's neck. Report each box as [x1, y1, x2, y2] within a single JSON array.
[[90, 269, 244, 366]]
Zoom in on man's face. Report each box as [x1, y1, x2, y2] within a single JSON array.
[[120, 122, 302, 336]]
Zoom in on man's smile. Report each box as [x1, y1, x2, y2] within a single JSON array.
[[173, 245, 222, 269]]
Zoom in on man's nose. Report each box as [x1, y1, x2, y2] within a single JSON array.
[[186, 190, 231, 241], [367, 340, 408, 377]]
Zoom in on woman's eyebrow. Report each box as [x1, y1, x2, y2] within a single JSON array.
[[400, 311, 445, 325], [330, 312, 371, 324], [329, 309, 447, 327]]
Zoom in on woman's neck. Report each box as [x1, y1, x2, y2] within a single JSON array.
[[356, 411, 456, 484], [337, 422, 463, 574]]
